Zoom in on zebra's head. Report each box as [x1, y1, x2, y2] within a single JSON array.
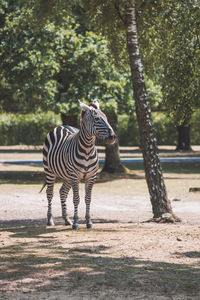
[[79, 100, 116, 145]]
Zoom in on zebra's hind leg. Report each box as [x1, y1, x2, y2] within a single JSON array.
[[71, 179, 80, 230], [59, 181, 72, 226], [85, 178, 95, 229], [46, 175, 56, 226]]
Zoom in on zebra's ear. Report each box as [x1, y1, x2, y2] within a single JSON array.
[[91, 99, 100, 110], [78, 100, 92, 111]]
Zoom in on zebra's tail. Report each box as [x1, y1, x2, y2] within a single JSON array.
[[39, 182, 46, 193]]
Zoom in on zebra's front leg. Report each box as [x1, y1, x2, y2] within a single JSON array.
[[85, 178, 95, 229], [46, 181, 55, 226], [59, 181, 72, 226], [71, 180, 80, 230]]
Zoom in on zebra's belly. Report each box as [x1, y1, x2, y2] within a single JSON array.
[[75, 164, 99, 180], [46, 155, 99, 181], [67, 158, 99, 180]]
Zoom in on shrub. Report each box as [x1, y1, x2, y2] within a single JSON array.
[[0, 110, 199, 146], [191, 109, 200, 145], [152, 112, 177, 145], [0, 112, 60, 145], [118, 114, 139, 146], [118, 113, 177, 146]]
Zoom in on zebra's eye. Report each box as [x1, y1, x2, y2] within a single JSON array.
[[92, 112, 99, 119]]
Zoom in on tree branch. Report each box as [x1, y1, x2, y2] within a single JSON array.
[[113, 2, 125, 25]]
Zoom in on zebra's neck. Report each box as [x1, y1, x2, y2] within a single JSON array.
[[78, 123, 96, 154]]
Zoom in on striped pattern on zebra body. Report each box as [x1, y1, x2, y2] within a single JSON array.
[[42, 100, 116, 229]]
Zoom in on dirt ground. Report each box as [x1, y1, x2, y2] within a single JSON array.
[[0, 149, 200, 299]]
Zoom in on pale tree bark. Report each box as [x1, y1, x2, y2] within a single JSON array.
[[124, 5, 178, 221]]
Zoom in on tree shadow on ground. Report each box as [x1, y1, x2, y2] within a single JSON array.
[[0, 169, 145, 185], [1, 160, 200, 185], [174, 251, 200, 259], [0, 171, 44, 184], [0, 228, 199, 299]]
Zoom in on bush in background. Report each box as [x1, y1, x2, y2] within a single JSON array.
[[118, 113, 177, 146], [118, 114, 140, 146], [0, 112, 60, 145], [152, 112, 177, 146], [0, 111, 199, 146], [191, 109, 200, 145]]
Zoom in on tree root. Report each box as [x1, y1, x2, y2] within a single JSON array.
[[146, 213, 181, 223]]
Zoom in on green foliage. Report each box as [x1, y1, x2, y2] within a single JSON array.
[[0, 1, 133, 115], [82, 0, 200, 125], [191, 109, 200, 145], [0, 112, 60, 145], [54, 29, 133, 115], [0, 2, 59, 112], [1, 110, 200, 146], [145, 77, 163, 110], [138, 0, 200, 125], [118, 114, 139, 146], [1, 0, 199, 138], [152, 113, 177, 146], [118, 113, 177, 146]]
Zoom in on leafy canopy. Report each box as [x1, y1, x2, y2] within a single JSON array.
[[0, 0, 133, 114], [138, 0, 200, 125]]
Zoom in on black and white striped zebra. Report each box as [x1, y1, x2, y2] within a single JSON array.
[[41, 100, 116, 229]]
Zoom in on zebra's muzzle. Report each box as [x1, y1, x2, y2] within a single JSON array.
[[104, 133, 116, 145]]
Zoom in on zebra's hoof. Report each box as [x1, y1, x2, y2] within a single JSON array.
[[72, 223, 79, 230], [86, 222, 93, 229], [47, 219, 55, 226], [65, 218, 73, 226]]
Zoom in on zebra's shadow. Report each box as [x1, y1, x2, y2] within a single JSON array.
[[0, 217, 122, 239], [0, 217, 120, 227]]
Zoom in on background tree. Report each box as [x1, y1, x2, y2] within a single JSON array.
[[138, 0, 200, 150], [0, 1, 59, 112], [0, 1, 132, 114]]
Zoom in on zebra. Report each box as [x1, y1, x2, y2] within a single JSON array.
[[41, 99, 116, 230]]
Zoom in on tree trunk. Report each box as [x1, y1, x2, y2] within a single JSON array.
[[61, 113, 79, 128], [176, 125, 191, 151], [102, 113, 125, 173], [124, 6, 177, 221]]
